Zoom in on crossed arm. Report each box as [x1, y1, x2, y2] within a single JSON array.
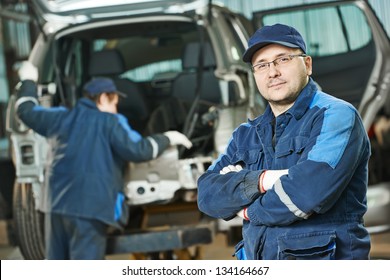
[[219, 164, 288, 220]]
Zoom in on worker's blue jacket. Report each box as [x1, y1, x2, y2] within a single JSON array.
[[197, 79, 371, 259], [16, 80, 170, 228]]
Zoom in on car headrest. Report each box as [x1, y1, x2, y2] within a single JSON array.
[[89, 49, 126, 76], [182, 42, 216, 70]]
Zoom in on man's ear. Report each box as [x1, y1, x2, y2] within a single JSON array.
[[97, 92, 107, 105], [305, 56, 313, 76]]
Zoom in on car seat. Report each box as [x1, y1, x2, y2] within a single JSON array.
[[145, 41, 221, 131], [172, 41, 221, 105], [88, 49, 149, 132], [145, 42, 221, 155]]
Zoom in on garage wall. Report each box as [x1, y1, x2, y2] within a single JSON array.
[[0, 3, 31, 103], [0, 21, 8, 103]]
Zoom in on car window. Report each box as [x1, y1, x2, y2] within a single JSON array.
[[90, 22, 199, 82], [340, 5, 372, 51], [120, 59, 182, 82], [222, 14, 248, 62], [93, 39, 182, 82], [255, 3, 375, 108], [261, 4, 372, 57]]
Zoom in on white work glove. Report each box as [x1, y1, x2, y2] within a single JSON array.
[[220, 164, 243, 175], [219, 165, 247, 220], [164, 131, 193, 149], [236, 208, 248, 220], [18, 61, 38, 82], [260, 169, 289, 192]]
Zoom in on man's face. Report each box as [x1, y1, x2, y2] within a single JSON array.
[[251, 44, 312, 115]]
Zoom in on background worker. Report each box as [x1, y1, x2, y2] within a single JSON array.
[[197, 23, 371, 260], [15, 61, 192, 260]]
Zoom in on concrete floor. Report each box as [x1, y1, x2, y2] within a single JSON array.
[[369, 231, 390, 259], [0, 232, 234, 260], [1, 232, 390, 260]]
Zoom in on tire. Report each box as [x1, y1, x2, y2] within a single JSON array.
[[0, 193, 9, 219], [13, 182, 45, 260]]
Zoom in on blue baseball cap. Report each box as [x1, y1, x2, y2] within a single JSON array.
[[243, 23, 306, 63], [83, 77, 126, 97]]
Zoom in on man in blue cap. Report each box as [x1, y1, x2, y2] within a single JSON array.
[[198, 23, 371, 259], [15, 63, 192, 259]]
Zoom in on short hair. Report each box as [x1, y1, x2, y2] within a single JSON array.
[[83, 91, 118, 103]]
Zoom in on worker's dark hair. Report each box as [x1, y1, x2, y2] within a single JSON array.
[[83, 91, 118, 103]]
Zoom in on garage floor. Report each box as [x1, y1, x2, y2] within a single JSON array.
[[369, 231, 390, 259], [1, 231, 390, 260], [0, 232, 234, 260]]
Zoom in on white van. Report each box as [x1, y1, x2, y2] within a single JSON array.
[[6, 0, 390, 259]]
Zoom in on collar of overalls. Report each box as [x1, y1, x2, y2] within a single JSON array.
[[248, 77, 318, 127], [79, 97, 100, 110]]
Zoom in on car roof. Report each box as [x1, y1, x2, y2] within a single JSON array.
[[31, 0, 215, 35], [33, 0, 208, 22]]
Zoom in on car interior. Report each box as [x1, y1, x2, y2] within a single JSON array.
[[50, 19, 227, 159]]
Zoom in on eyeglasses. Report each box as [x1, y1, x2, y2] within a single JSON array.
[[251, 54, 307, 74]]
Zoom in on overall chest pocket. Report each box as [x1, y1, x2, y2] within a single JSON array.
[[231, 149, 263, 170], [275, 136, 308, 162], [277, 231, 336, 260]]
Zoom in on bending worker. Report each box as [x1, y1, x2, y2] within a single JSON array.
[[15, 61, 192, 260]]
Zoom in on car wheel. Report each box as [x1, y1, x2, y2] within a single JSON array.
[[13, 182, 45, 260]]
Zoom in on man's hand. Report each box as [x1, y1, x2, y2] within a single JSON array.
[[260, 169, 289, 193], [163, 131, 193, 149], [220, 164, 243, 175], [18, 61, 38, 82]]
